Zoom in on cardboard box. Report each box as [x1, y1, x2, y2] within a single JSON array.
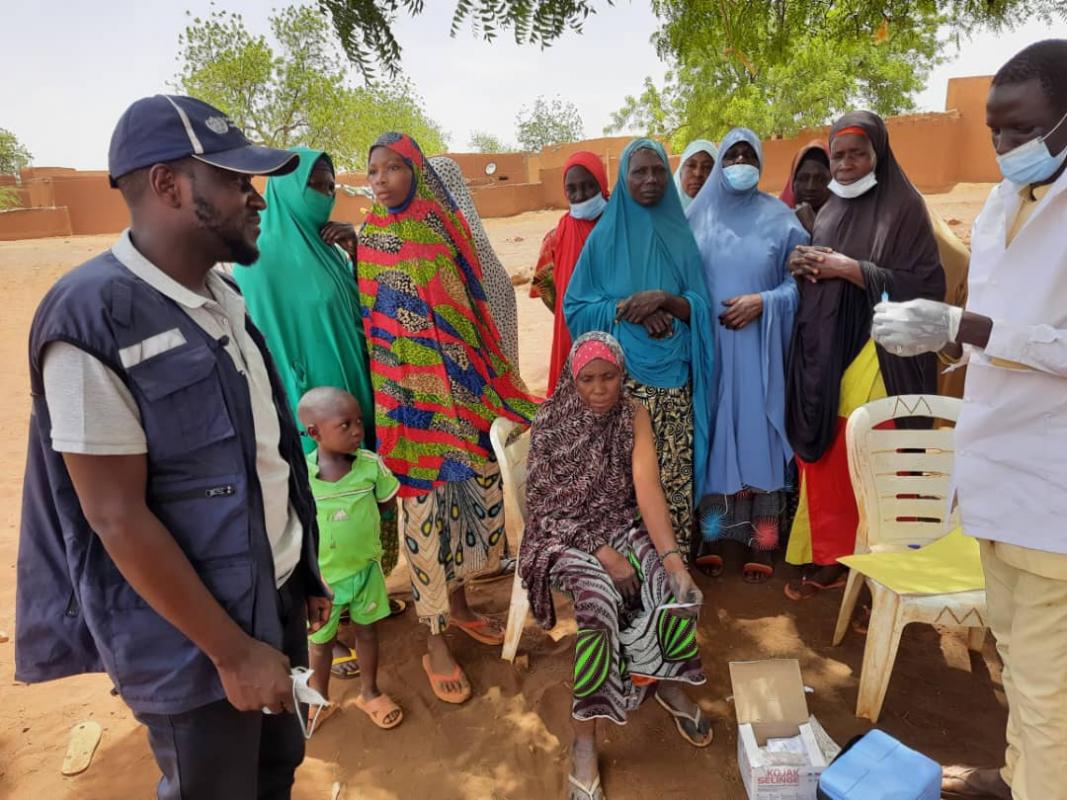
[[729, 660, 841, 800]]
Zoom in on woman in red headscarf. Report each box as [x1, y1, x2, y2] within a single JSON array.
[[529, 152, 610, 394]]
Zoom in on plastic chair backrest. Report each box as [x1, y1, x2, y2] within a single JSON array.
[[489, 417, 531, 534], [845, 395, 961, 553]]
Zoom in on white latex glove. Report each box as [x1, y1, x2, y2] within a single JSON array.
[[872, 299, 962, 356]]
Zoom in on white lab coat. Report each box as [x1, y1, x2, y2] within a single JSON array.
[[954, 166, 1067, 552]]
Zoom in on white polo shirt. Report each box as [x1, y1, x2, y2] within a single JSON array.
[[42, 230, 303, 586], [955, 167, 1067, 565]]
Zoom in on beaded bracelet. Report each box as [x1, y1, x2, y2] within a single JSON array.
[[659, 547, 683, 563]]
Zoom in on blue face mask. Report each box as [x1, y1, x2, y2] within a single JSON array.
[[570, 192, 607, 220], [723, 163, 761, 192], [997, 106, 1067, 186]]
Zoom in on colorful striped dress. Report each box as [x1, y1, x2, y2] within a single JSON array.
[[357, 132, 538, 632]]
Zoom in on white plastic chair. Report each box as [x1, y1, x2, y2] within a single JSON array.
[[835, 394, 987, 722], [488, 417, 531, 662]]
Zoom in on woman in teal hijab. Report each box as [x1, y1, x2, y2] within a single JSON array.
[[564, 138, 715, 561], [235, 148, 400, 655]]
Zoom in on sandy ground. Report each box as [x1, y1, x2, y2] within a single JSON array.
[[0, 188, 1005, 799]]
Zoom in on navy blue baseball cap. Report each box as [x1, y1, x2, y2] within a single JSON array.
[[108, 95, 299, 187]]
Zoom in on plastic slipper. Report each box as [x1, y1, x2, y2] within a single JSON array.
[[331, 648, 360, 679], [783, 576, 847, 601], [742, 562, 774, 583], [388, 597, 407, 617], [452, 615, 506, 646], [654, 694, 714, 748], [695, 554, 724, 578], [568, 773, 605, 800], [62, 721, 102, 776], [421, 654, 472, 704], [307, 703, 341, 733], [355, 693, 404, 729]]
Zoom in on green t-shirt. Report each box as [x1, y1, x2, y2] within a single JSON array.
[[307, 448, 400, 583]]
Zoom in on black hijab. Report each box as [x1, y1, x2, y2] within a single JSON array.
[[786, 111, 946, 462]]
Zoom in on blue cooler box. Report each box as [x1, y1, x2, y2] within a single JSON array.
[[817, 730, 941, 800]]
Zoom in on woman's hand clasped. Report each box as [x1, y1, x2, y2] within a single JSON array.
[[789, 245, 861, 285], [719, 294, 763, 330], [595, 545, 641, 604], [320, 221, 358, 256]]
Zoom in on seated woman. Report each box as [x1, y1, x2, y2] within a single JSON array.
[[674, 139, 718, 211], [564, 139, 715, 560], [519, 332, 712, 800], [785, 111, 945, 600], [529, 152, 611, 394], [687, 128, 809, 583], [779, 141, 832, 232]]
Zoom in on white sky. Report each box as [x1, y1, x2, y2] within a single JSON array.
[[0, 2, 1062, 169]]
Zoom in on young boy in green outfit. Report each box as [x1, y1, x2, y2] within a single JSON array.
[[298, 387, 403, 730]]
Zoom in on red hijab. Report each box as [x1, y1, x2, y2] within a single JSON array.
[[778, 140, 831, 208], [547, 151, 610, 394]]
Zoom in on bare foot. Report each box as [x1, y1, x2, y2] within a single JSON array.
[[942, 766, 1011, 799]]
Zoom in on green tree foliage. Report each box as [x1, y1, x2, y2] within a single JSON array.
[[175, 5, 448, 170], [607, 0, 1067, 146], [608, 2, 946, 145], [317, 0, 614, 79], [468, 130, 516, 153], [0, 128, 33, 175], [516, 96, 585, 152]]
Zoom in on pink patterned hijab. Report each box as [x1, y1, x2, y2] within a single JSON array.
[[519, 332, 639, 628]]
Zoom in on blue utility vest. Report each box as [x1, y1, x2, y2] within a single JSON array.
[[15, 250, 324, 715]]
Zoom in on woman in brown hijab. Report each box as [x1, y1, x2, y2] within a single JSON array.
[[784, 111, 946, 599]]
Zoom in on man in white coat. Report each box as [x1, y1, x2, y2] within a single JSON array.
[[871, 39, 1067, 800]]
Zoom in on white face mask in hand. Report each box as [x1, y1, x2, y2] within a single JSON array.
[[828, 171, 878, 199], [291, 666, 330, 739]]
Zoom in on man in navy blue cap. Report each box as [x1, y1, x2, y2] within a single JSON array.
[[15, 95, 331, 799]]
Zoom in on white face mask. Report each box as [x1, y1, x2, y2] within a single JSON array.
[[291, 666, 330, 739], [828, 171, 878, 199], [570, 192, 607, 220]]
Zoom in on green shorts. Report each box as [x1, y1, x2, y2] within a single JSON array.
[[308, 561, 390, 644]]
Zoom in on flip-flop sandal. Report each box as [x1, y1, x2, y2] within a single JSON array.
[[421, 654, 472, 704], [654, 694, 714, 748], [307, 703, 341, 734], [742, 562, 774, 583], [568, 773, 605, 800], [695, 554, 725, 578], [452, 615, 506, 646], [783, 576, 847, 601], [388, 597, 407, 617], [355, 693, 404, 730], [62, 721, 102, 776], [331, 648, 361, 679]]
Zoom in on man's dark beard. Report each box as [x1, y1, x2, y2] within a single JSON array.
[[192, 192, 259, 266]]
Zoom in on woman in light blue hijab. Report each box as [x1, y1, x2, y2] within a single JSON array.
[[674, 139, 719, 212], [565, 138, 716, 560], [686, 127, 809, 582]]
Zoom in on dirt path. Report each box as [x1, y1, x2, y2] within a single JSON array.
[[0, 192, 1004, 798]]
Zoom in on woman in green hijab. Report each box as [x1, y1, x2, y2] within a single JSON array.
[[235, 148, 400, 673], [235, 147, 374, 449]]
